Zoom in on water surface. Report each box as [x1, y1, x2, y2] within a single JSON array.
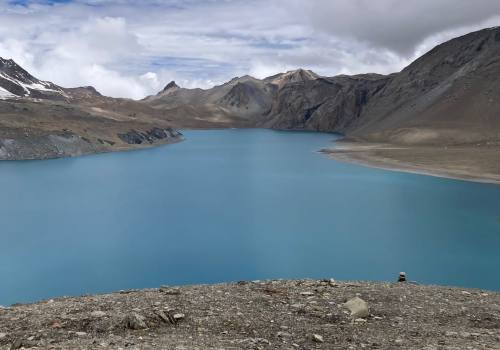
[[1, 129, 500, 305]]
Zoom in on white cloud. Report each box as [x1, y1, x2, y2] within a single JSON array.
[[0, 0, 499, 98]]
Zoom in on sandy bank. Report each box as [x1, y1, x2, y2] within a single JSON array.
[[322, 142, 500, 185]]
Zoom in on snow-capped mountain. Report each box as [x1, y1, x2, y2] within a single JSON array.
[[0, 57, 67, 100]]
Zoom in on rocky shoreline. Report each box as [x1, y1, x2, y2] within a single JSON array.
[[0, 280, 499, 349], [0, 128, 183, 161]]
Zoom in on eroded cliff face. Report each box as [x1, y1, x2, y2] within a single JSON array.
[[261, 74, 391, 132]]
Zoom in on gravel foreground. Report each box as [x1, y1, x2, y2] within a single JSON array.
[[0, 280, 499, 350]]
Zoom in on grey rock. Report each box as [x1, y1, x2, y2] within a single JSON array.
[[312, 334, 324, 343], [344, 297, 369, 318], [90, 310, 106, 318], [173, 313, 185, 321], [124, 313, 147, 330]]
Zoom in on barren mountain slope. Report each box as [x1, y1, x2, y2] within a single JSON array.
[[348, 27, 500, 146], [0, 60, 182, 160]]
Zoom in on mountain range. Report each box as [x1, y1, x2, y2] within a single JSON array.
[[1, 26, 500, 180]]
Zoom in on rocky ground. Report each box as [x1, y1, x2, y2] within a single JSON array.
[[0, 280, 499, 349]]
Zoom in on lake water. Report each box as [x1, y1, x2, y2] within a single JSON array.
[[1, 129, 500, 305]]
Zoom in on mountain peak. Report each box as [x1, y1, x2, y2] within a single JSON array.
[[0, 56, 66, 100], [160, 81, 180, 93], [265, 69, 319, 87]]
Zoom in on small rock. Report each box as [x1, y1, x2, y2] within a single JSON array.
[[156, 310, 171, 323], [173, 313, 185, 321], [160, 286, 181, 295], [91, 311, 107, 318], [10, 339, 23, 350], [277, 331, 292, 338], [312, 334, 324, 343], [0, 333, 7, 339], [344, 297, 369, 318], [300, 291, 314, 296], [445, 331, 458, 337], [124, 313, 147, 330], [75, 332, 87, 337]]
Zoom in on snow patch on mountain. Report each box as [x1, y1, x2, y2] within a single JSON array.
[[0, 86, 15, 99]]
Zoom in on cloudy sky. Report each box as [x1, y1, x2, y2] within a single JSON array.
[[1, 0, 500, 99]]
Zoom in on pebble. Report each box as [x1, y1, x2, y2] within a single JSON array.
[[75, 332, 87, 337], [160, 286, 181, 295], [277, 331, 292, 338], [91, 311, 107, 318], [173, 313, 185, 321], [344, 297, 369, 318], [300, 291, 315, 296], [312, 334, 324, 343], [0, 333, 6, 339]]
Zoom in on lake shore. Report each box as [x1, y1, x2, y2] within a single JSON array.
[[0, 279, 498, 349], [322, 141, 500, 185]]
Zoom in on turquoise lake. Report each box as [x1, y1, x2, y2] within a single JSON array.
[[1, 129, 500, 305]]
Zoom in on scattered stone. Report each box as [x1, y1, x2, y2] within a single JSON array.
[[156, 310, 171, 324], [0, 333, 7, 339], [75, 332, 87, 337], [173, 313, 185, 322], [277, 331, 292, 338], [445, 331, 458, 337], [159, 286, 181, 295], [91, 310, 107, 318], [344, 297, 369, 318], [312, 334, 324, 343], [10, 339, 23, 350], [9, 339, 35, 350], [124, 313, 147, 330], [300, 291, 315, 296]]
